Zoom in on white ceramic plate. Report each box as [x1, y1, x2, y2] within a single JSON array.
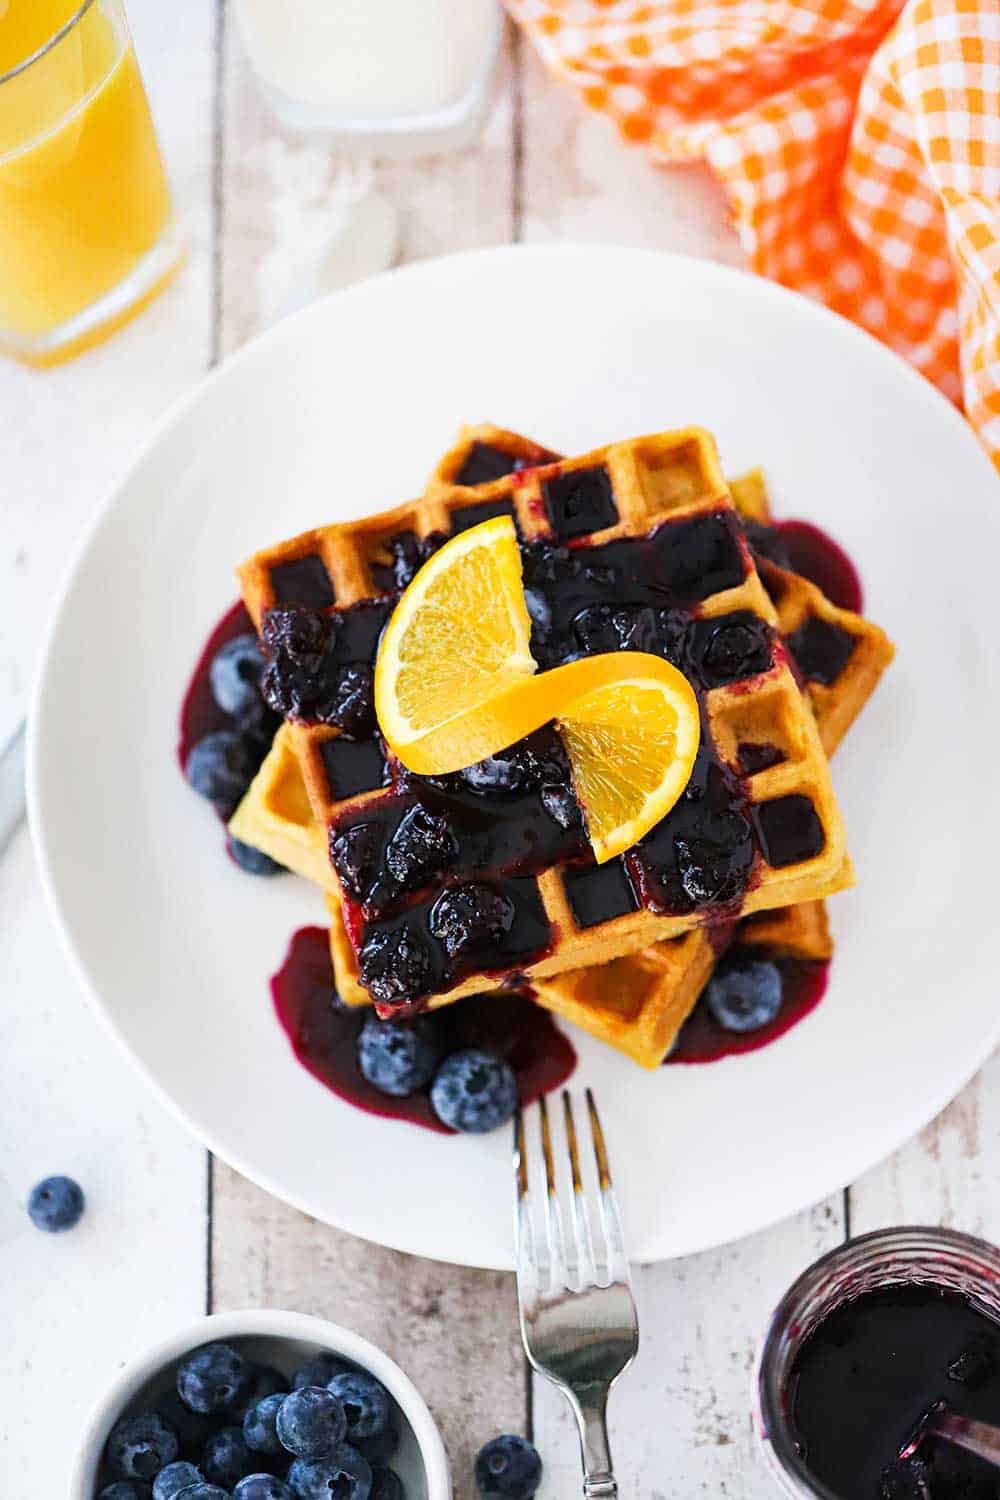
[[30, 246, 1000, 1270]]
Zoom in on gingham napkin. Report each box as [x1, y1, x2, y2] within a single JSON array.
[[506, 0, 1000, 472]]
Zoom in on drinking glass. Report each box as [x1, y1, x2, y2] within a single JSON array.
[[0, 0, 182, 366]]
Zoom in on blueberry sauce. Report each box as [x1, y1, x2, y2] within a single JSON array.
[[789, 1284, 1000, 1498], [666, 947, 829, 1064], [177, 600, 254, 771], [775, 519, 864, 613], [178, 600, 278, 865], [271, 926, 576, 1132]]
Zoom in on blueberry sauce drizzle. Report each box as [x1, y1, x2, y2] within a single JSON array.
[[789, 1284, 1000, 1498], [271, 926, 576, 1132]]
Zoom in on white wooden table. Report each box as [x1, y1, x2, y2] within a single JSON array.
[[3, 5, 998, 1495]]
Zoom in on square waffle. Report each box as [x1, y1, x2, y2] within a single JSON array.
[[233, 432, 889, 1060], [238, 427, 855, 1017]]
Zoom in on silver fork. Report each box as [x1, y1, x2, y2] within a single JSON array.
[[514, 1089, 639, 1499]]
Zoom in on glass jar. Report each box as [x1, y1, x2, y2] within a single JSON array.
[[755, 1226, 1000, 1499]]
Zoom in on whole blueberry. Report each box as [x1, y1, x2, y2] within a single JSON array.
[[474, 1435, 542, 1498], [211, 634, 267, 719], [358, 1015, 444, 1098], [277, 1385, 347, 1458], [356, 1426, 399, 1466], [370, 1470, 404, 1500], [359, 924, 433, 1011], [99, 1485, 152, 1500], [185, 730, 259, 815], [153, 1462, 204, 1500], [430, 1051, 518, 1134], [244, 1392, 286, 1456], [292, 1355, 352, 1392], [177, 1342, 253, 1415], [155, 1390, 221, 1457], [326, 1373, 390, 1444], [234, 1478, 295, 1500], [428, 884, 515, 962], [227, 836, 285, 876], [704, 957, 783, 1033], [106, 1413, 179, 1481], [232, 1364, 290, 1420], [287, 1446, 372, 1500], [27, 1174, 84, 1232], [201, 1425, 257, 1488]]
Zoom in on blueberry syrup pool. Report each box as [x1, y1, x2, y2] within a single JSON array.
[[666, 948, 829, 1065], [788, 1284, 1000, 1498], [272, 927, 576, 1133]]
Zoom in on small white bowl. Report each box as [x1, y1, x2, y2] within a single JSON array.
[[70, 1309, 452, 1499]]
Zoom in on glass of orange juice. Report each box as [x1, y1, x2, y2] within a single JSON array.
[[0, 0, 181, 366]]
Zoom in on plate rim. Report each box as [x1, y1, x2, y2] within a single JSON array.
[[27, 241, 1000, 1270]]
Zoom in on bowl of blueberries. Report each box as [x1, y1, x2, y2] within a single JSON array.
[[71, 1310, 451, 1500]]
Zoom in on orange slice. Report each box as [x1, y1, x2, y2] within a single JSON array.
[[374, 516, 536, 763], [375, 518, 701, 862]]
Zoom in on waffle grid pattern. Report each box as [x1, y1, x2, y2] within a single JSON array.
[[239, 427, 852, 1015]]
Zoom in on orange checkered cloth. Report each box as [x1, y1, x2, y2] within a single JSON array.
[[506, 0, 1000, 471]]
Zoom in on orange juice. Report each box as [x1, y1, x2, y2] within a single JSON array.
[[0, 0, 176, 362]]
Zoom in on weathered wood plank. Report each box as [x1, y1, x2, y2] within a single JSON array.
[[211, 23, 525, 1500], [0, 5, 216, 1491]]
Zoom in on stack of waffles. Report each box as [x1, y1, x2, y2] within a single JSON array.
[[233, 426, 894, 1067]]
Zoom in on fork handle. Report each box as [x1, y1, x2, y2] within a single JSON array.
[[575, 1392, 618, 1500]]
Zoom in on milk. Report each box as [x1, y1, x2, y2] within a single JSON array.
[[236, 0, 500, 131]]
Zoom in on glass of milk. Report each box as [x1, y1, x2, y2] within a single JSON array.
[[235, 0, 502, 153]]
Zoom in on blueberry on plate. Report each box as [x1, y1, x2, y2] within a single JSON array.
[[243, 1391, 287, 1456], [287, 1446, 372, 1500], [153, 1462, 204, 1500], [233, 1478, 295, 1500], [210, 634, 267, 720], [27, 1173, 84, 1232], [357, 1015, 443, 1098], [277, 1385, 347, 1458], [99, 1485, 152, 1500], [326, 1372, 390, 1443], [291, 1355, 352, 1392], [370, 1468, 404, 1500], [155, 1390, 221, 1457], [201, 1425, 257, 1488], [430, 1051, 518, 1134], [227, 835, 286, 876], [474, 1435, 543, 1498], [105, 1413, 180, 1481], [177, 1342, 253, 1415], [703, 957, 783, 1034], [185, 730, 260, 815]]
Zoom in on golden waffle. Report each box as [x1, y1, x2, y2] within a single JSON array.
[[436, 431, 894, 757], [232, 726, 834, 1065], [238, 427, 853, 1016]]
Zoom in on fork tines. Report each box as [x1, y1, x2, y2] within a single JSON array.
[[515, 1089, 631, 1295]]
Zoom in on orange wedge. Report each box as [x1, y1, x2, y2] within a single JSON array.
[[375, 517, 701, 862], [374, 516, 537, 764]]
